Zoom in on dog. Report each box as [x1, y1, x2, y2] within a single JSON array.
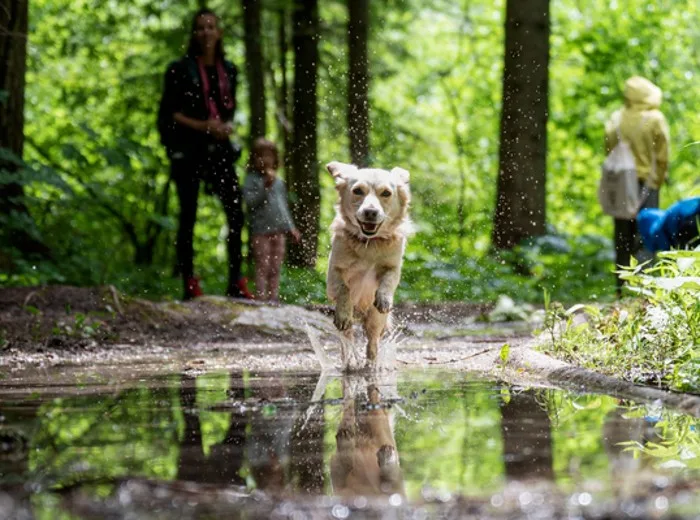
[[326, 161, 412, 368]]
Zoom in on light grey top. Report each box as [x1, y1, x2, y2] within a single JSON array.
[[243, 170, 296, 235]]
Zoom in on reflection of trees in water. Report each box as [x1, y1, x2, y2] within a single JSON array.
[[602, 403, 661, 496], [512, 389, 668, 490], [500, 389, 554, 480], [0, 400, 39, 493], [2, 371, 327, 495], [176, 371, 325, 493], [8, 374, 690, 508], [177, 372, 245, 485], [24, 384, 181, 486]]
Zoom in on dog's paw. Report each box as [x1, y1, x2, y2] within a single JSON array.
[[377, 444, 399, 467], [374, 292, 393, 313], [336, 427, 355, 441], [334, 309, 353, 331]]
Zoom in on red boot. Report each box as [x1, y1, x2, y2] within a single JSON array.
[[227, 277, 254, 299], [184, 276, 204, 300]]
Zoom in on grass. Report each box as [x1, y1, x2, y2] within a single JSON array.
[[538, 250, 700, 393]]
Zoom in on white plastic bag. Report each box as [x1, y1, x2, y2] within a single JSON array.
[[598, 139, 641, 220]]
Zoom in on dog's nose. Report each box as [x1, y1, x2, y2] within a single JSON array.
[[363, 208, 379, 220]]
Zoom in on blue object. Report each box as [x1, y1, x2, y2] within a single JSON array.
[[638, 198, 700, 252]]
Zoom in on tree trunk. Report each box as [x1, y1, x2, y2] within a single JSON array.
[[347, 0, 370, 167], [0, 0, 49, 258], [492, 0, 550, 250], [242, 0, 266, 143], [277, 8, 292, 178], [287, 0, 320, 268]]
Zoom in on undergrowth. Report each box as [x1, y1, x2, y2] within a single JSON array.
[[540, 250, 700, 393]]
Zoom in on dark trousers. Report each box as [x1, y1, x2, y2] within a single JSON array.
[[172, 147, 244, 295], [614, 183, 659, 293]]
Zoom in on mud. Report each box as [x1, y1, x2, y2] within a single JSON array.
[[0, 286, 503, 371]]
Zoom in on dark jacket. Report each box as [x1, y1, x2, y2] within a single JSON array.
[[158, 55, 238, 159]]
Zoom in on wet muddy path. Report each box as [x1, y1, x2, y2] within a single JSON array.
[[1, 368, 699, 519]]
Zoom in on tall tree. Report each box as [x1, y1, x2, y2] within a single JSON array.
[[242, 0, 266, 143], [347, 0, 370, 167], [492, 0, 550, 250], [272, 6, 292, 173], [0, 0, 48, 258], [287, 0, 320, 268]]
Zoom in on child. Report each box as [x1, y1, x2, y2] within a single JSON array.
[[243, 138, 301, 302]]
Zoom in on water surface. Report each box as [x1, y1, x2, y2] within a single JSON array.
[[1, 369, 698, 518]]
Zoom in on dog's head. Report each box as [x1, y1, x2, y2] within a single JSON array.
[[327, 161, 410, 239]]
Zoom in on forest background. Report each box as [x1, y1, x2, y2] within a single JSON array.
[[1, 0, 698, 306]]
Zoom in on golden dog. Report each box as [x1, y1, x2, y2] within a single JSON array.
[[326, 161, 412, 368]]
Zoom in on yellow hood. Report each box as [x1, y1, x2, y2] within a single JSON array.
[[624, 76, 663, 110]]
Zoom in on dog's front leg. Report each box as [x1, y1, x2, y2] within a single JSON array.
[[364, 307, 388, 363], [374, 267, 401, 314], [329, 268, 353, 331]]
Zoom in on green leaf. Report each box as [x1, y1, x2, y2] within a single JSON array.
[[499, 343, 510, 364], [500, 387, 511, 404]]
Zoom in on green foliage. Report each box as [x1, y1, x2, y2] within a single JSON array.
[[540, 250, 700, 392], [545, 392, 619, 489], [4, 0, 697, 305], [620, 411, 700, 473], [51, 312, 110, 340]]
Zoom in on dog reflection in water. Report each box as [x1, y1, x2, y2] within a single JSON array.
[[330, 378, 405, 497]]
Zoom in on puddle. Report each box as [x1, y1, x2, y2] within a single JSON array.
[[1, 370, 699, 518]]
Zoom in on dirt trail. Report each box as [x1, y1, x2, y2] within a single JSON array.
[[3, 285, 700, 416], [0, 286, 503, 370]]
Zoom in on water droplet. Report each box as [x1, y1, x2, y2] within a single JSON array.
[[655, 496, 669, 510], [331, 504, 350, 519], [578, 492, 592, 506]]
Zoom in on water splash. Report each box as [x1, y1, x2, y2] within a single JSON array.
[[303, 318, 401, 374], [303, 321, 334, 371]]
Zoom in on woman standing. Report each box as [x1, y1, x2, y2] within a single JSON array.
[[159, 8, 252, 300]]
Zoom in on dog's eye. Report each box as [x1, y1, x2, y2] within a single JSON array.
[[352, 187, 364, 196], [380, 190, 392, 197]]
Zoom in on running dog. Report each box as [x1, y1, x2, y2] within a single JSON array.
[[326, 161, 412, 368]]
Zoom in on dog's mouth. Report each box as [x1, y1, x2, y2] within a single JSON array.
[[358, 220, 382, 236]]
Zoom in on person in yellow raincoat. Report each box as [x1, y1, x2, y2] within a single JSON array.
[[604, 76, 670, 294]]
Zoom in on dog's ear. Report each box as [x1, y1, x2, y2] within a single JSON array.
[[392, 167, 411, 205], [391, 167, 410, 185], [326, 161, 356, 188]]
